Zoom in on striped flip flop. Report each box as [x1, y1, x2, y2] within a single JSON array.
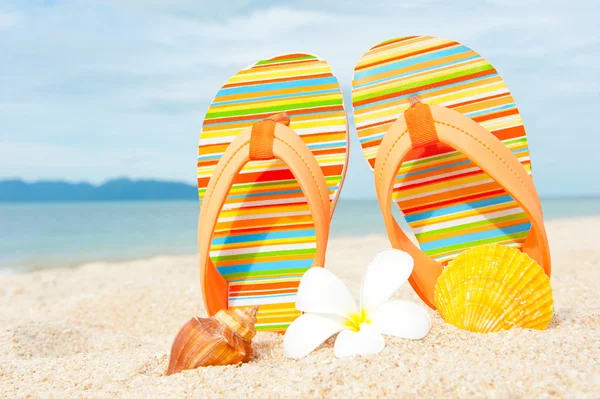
[[197, 54, 348, 332], [352, 36, 551, 308]]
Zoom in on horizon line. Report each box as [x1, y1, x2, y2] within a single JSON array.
[[1, 177, 599, 200]]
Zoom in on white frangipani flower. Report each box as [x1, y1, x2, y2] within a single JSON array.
[[284, 249, 431, 358]]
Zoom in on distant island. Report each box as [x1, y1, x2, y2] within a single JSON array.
[[0, 178, 198, 202]]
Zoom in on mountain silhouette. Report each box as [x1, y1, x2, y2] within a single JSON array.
[[0, 178, 198, 202]]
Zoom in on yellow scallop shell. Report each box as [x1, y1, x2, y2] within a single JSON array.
[[434, 244, 553, 333]]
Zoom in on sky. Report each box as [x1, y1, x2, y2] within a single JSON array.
[[0, 0, 598, 198]]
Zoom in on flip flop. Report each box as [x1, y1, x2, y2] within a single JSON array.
[[198, 54, 348, 332], [351, 36, 551, 308]]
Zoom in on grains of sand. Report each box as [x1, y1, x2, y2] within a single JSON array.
[[1, 217, 599, 398]]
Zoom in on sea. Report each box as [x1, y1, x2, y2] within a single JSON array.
[[1, 198, 599, 274]]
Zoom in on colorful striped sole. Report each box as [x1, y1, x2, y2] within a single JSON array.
[[352, 36, 531, 265], [198, 54, 348, 332]]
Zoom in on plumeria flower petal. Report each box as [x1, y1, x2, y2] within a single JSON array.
[[284, 249, 432, 359], [284, 313, 346, 359], [334, 323, 385, 358], [371, 299, 431, 339], [360, 249, 414, 314], [295, 266, 358, 319]]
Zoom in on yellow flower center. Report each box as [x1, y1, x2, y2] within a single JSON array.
[[345, 308, 370, 332]]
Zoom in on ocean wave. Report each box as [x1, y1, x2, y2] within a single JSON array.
[[0, 267, 17, 276]]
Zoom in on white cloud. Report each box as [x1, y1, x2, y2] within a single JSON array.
[[0, 11, 21, 29], [1, 0, 599, 195], [165, 8, 337, 41], [555, 81, 600, 94]]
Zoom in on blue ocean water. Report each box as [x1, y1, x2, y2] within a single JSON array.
[[1, 198, 599, 273]]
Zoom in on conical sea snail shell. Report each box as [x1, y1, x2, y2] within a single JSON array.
[[434, 244, 553, 333], [166, 306, 259, 375]]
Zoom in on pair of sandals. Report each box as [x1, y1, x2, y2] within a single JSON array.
[[196, 36, 551, 332]]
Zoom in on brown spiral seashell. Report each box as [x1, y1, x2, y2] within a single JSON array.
[[166, 306, 259, 375]]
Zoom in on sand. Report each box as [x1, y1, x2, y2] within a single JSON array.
[[1, 217, 599, 398]]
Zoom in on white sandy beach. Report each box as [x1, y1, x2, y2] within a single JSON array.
[[1, 217, 599, 398]]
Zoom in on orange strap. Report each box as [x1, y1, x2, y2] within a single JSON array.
[[373, 102, 551, 309], [250, 120, 276, 160], [198, 118, 331, 316], [405, 101, 439, 147], [249, 113, 291, 160]]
